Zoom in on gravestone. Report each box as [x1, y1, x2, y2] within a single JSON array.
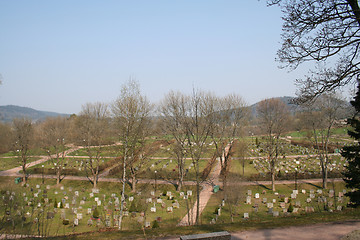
[[47, 212, 54, 219], [129, 196, 134, 202], [280, 202, 286, 208], [267, 202, 273, 208], [87, 219, 93, 226], [306, 198, 311, 203], [246, 196, 251, 204], [273, 211, 279, 217], [268, 208, 273, 214], [302, 189, 306, 194], [65, 203, 69, 209], [255, 193, 260, 199], [151, 207, 156, 213], [74, 218, 79, 226], [167, 207, 173, 212], [187, 190, 192, 196], [247, 190, 252, 196], [77, 213, 83, 219], [244, 212, 249, 219], [262, 198, 267, 203]]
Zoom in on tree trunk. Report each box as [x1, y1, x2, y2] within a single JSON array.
[[195, 181, 200, 225], [131, 174, 136, 192], [271, 171, 276, 191], [323, 164, 328, 189], [56, 170, 61, 185]]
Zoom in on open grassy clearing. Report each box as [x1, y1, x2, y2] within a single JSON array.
[[25, 157, 117, 177], [0, 157, 41, 171]]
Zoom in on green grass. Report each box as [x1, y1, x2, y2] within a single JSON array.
[[0, 157, 40, 171]]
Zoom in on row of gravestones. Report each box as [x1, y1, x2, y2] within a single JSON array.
[[242, 189, 348, 219]]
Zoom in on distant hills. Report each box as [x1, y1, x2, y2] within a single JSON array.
[[0, 96, 352, 123], [0, 105, 70, 123]]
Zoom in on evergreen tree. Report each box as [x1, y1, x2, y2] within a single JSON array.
[[342, 83, 360, 207]]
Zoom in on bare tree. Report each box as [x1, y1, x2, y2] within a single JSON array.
[[112, 80, 152, 230], [257, 98, 290, 191], [159, 91, 188, 192], [268, 0, 360, 102], [301, 92, 346, 188], [160, 89, 216, 225], [0, 122, 12, 154], [37, 117, 68, 185], [210, 94, 249, 190], [75, 102, 109, 189], [12, 118, 33, 184]]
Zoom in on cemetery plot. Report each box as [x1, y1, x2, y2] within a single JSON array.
[[107, 139, 216, 181], [201, 182, 350, 225], [252, 155, 346, 180], [0, 177, 197, 236]]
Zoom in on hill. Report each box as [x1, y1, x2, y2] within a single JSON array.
[[0, 105, 70, 123], [250, 96, 300, 117]]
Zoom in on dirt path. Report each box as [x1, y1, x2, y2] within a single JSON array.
[[0, 146, 83, 177], [229, 220, 360, 240], [162, 220, 360, 240], [177, 143, 230, 226]]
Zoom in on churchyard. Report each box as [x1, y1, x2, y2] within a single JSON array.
[[0, 129, 358, 238]]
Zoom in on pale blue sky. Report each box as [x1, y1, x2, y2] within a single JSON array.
[[0, 0, 309, 114]]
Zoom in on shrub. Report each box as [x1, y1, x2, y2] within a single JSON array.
[[93, 207, 100, 219], [288, 203, 294, 213], [152, 220, 159, 228]]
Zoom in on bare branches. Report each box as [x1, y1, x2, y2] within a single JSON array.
[[269, 0, 360, 101]]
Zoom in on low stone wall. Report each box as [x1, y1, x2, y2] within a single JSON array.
[[180, 231, 231, 240]]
